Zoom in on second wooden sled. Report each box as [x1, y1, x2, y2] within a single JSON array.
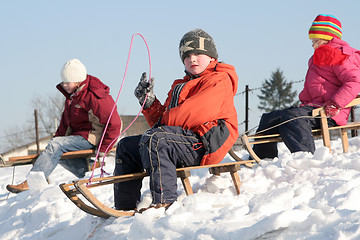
[[241, 95, 360, 161], [60, 159, 255, 219]]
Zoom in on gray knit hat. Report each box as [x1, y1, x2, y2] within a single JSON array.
[[179, 29, 218, 62]]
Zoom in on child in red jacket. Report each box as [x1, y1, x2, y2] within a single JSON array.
[[7, 59, 121, 193], [114, 29, 239, 212]]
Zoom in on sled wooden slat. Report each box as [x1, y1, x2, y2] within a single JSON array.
[[60, 159, 255, 218], [242, 95, 360, 160], [1, 148, 115, 168], [209, 163, 242, 194], [177, 170, 193, 195], [228, 148, 255, 168]]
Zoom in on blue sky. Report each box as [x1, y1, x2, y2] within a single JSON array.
[[1, 0, 360, 151]]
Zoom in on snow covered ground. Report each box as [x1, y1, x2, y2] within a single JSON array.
[[1, 136, 360, 240]]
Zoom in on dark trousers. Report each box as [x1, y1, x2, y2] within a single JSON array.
[[114, 126, 205, 210], [253, 106, 337, 159]]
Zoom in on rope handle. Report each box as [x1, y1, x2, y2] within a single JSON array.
[[87, 33, 152, 186], [241, 114, 329, 137]]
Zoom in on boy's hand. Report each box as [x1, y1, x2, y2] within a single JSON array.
[[134, 72, 155, 109]]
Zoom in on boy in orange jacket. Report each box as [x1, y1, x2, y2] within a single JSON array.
[[114, 29, 238, 211]]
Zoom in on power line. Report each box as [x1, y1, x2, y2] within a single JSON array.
[[235, 79, 304, 97], [0, 128, 50, 139]]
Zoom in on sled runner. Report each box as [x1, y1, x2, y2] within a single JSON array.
[[242, 96, 360, 161], [60, 172, 146, 218], [60, 154, 255, 218]]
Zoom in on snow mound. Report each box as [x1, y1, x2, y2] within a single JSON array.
[[1, 137, 360, 239]]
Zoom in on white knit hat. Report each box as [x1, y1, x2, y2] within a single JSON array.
[[61, 59, 87, 83]]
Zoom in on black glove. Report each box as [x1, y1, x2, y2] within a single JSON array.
[[134, 72, 155, 109]]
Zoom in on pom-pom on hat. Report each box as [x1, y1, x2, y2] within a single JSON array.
[[309, 14, 342, 40], [179, 29, 218, 62], [61, 59, 87, 83]]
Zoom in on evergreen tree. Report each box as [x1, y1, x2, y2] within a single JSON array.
[[257, 68, 298, 112]]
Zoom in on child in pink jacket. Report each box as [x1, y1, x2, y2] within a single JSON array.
[[253, 14, 360, 159]]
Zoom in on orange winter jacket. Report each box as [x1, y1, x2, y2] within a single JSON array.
[[142, 60, 239, 165]]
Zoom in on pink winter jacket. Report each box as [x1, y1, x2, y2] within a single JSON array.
[[299, 38, 360, 125]]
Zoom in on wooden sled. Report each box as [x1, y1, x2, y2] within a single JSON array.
[[1, 148, 115, 170], [242, 95, 360, 161], [60, 157, 255, 219]]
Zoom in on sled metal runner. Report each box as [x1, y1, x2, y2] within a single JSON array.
[[60, 156, 255, 218]]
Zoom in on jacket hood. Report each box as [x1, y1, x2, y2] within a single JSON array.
[[56, 75, 110, 99], [87, 75, 110, 98], [329, 37, 350, 49]]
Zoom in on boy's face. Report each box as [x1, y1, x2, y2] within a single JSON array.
[[311, 38, 329, 50], [61, 82, 79, 94], [184, 53, 215, 75]]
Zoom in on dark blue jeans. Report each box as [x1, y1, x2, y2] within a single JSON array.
[[114, 126, 205, 210], [253, 106, 337, 159]]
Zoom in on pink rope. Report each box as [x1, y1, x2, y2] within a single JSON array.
[[87, 33, 152, 186]]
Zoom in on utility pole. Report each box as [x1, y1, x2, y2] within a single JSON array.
[[351, 107, 357, 137], [245, 85, 249, 133], [34, 109, 40, 155]]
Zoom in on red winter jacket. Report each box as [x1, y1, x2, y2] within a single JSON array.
[[300, 38, 360, 125], [142, 60, 239, 165], [55, 75, 121, 152]]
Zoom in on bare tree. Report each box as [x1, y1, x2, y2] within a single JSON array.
[[0, 93, 64, 153], [2, 125, 34, 151], [31, 94, 64, 135]]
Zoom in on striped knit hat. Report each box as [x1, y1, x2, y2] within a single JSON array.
[[309, 14, 342, 40]]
